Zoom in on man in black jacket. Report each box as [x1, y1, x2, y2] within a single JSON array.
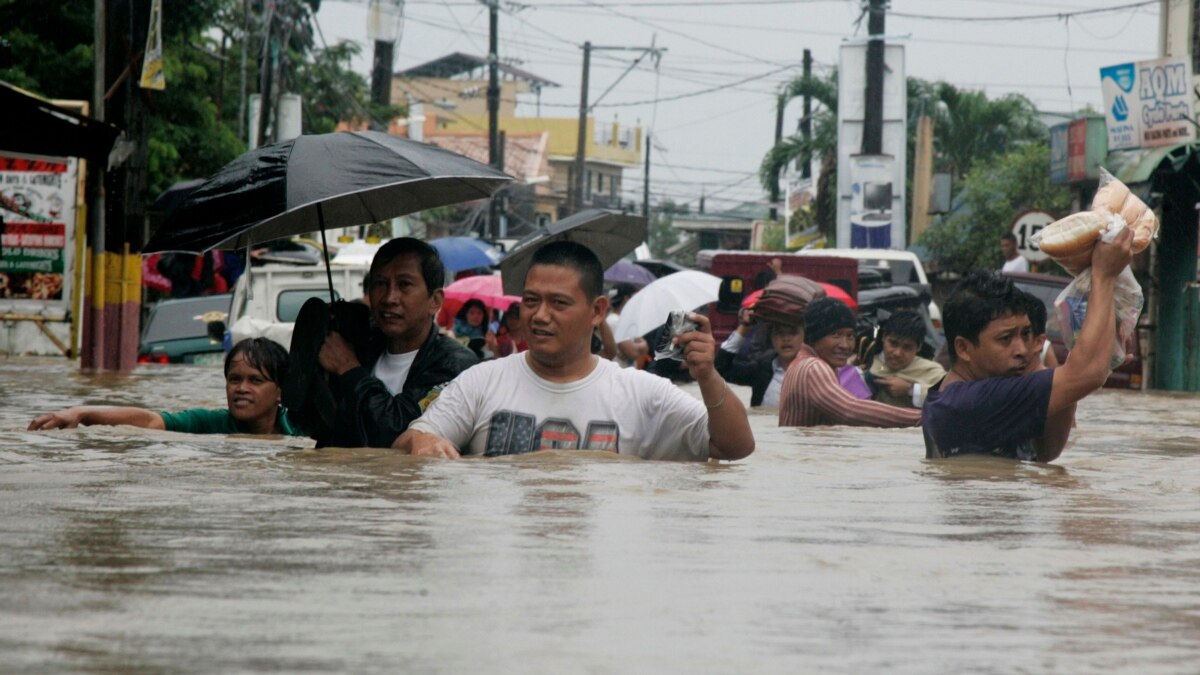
[[302, 238, 478, 447]]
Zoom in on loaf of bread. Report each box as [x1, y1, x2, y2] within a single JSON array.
[[1090, 172, 1158, 253], [1038, 211, 1109, 258]]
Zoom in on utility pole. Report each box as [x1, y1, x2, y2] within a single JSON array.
[[84, 0, 106, 370], [800, 48, 812, 179], [642, 131, 651, 219], [572, 42, 665, 215], [862, 0, 885, 155], [571, 41, 591, 215], [256, 2, 275, 148], [486, 0, 501, 238], [770, 91, 784, 220]]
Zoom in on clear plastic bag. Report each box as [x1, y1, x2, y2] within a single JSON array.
[[1054, 266, 1143, 371]]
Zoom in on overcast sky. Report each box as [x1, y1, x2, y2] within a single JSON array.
[[314, 0, 1160, 211]]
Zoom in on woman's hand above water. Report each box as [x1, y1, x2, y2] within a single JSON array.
[[28, 406, 166, 431]]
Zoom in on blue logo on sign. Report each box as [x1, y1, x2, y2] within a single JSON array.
[[1112, 95, 1129, 121]]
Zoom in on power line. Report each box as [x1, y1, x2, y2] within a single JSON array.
[[890, 0, 1156, 23]]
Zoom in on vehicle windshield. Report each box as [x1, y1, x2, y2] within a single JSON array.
[[277, 289, 343, 322], [142, 296, 232, 343]]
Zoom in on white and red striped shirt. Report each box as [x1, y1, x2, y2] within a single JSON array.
[[779, 346, 922, 428]]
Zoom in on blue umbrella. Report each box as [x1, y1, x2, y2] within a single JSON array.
[[429, 236, 502, 273], [604, 259, 657, 286]]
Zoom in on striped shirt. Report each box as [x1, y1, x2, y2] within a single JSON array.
[[778, 346, 923, 428]]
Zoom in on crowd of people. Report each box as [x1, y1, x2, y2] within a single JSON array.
[[29, 227, 1134, 465]]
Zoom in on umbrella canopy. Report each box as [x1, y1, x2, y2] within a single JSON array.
[[499, 210, 647, 296], [151, 178, 207, 214], [144, 131, 512, 254], [614, 270, 721, 341], [429, 236, 502, 273], [819, 282, 857, 311], [442, 274, 522, 318], [604, 259, 657, 287]]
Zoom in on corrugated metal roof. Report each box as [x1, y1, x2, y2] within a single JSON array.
[[1105, 142, 1197, 184], [397, 52, 559, 88]]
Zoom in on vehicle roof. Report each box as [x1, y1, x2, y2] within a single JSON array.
[[792, 248, 920, 261], [150, 293, 233, 309]]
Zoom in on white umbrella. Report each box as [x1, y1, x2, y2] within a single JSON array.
[[614, 270, 721, 341]]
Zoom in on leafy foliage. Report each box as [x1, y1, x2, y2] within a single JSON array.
[[918, 143, 1070, 275]]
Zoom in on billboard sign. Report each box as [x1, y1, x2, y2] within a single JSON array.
[[0, 154, 77, 306], [837, 43, 906, 249], [1101, 56, 1195, 150]]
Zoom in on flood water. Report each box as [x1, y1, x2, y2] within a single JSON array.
[[0, 358, 1198, 673]]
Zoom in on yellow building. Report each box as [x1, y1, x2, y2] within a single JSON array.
[[391, 53, 644, 221]]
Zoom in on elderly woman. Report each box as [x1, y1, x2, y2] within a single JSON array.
[[28, 338, 302, 436]]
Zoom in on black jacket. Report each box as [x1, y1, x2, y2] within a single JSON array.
[[324, 323, 478, 448], [715, 344, 777, 407]]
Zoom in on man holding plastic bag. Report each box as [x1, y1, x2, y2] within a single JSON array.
[[922, 227, 1134, 463]]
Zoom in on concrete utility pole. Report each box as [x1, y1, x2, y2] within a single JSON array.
[[862, 0, 885, 155], [642, 131, 650, 219], [571, 41, 591, 215], [572, 42, 665, 215], [256, 1, 275, 148], [800, 48, 812, 179], [770, 90, 784, 220], [486, 0, 501, 238]]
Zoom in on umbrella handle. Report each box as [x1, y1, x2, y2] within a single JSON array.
[[318, 204, 336, 303]]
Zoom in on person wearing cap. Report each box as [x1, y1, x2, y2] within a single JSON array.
[[778, 298, 923, 428], [393, 240, 754, 462]]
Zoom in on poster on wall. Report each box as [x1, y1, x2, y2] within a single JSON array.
[[0, 154, 77, 306]]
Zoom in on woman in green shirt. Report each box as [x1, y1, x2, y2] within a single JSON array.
[[29, 338, 302, 436]]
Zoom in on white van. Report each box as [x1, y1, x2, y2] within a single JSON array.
[[791, 248, 942, 328], [227, 262, 368, 351]]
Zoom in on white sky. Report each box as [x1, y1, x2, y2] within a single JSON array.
[[314, 0, 1161, 211]]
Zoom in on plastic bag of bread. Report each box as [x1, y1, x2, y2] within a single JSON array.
[[1054, 266, 1143, 371], [1033, 168, 1158, 275]]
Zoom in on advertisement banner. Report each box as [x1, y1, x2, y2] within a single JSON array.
[[836, 43, 906, 249], [1101, 55, 1195, 150], [139, 0, 165, 90], [0, 154, 77, 304], [1049, 123, 1068, 184], [848, 154, 895, 249]]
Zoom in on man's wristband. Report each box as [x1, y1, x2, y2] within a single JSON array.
[[706, 382, 729, 410]]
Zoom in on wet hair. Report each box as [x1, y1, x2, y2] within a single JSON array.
[[1000, 232, 1017, 244], [878, 310, 926, 346], [225, 337, 288, 383], [942, 270, 1028, 364], [368, 237, 445, 293], [528, 240, 603, 300], [1021, 290, 1048, 336], [804, 297, 856, 345], [456, 298, 488, 325]]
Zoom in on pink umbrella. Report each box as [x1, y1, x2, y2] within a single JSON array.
[[440, 274, 522, 326]]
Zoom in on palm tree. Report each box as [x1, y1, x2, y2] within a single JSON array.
[[759, 74, 1046, 245], [758, 70, 839, 240]]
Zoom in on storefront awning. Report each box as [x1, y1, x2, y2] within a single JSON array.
[[0, 80, 120, 161], [1105, 141, 1197, 185]]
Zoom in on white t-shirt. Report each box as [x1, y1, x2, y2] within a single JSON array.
[[1002, 256, 1029, 273], [372, 349, 419, 395], [408, 353, 711, 461]]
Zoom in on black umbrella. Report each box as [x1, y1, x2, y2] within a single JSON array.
[[499, 209, 648, 296], [144, 131, 513, 296]]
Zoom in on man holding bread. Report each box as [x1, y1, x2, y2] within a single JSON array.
[[922, 227, 1133, 463]]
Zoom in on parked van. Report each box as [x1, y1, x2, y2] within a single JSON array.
[[225, 262, 368, 351]]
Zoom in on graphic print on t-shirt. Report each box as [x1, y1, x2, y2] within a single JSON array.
[[484, 410, 620, 457]]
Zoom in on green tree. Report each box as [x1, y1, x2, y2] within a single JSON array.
[[649, 200, 685, 259], [918, 143, 1070, 275]]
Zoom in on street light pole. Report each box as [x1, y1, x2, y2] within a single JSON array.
[[572, 41, 591, 215]]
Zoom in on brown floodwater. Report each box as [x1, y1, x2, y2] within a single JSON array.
[[0, 357, 1197, 672]]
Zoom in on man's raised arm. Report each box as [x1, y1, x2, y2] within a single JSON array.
[[1048, 227, 1133, 417], [679, 313, 755, 461]]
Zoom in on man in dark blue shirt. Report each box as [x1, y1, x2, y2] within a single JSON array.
[[923, 227, 1132, 462]]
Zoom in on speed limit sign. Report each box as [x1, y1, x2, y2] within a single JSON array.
[[1010, 210, 1054, 263]]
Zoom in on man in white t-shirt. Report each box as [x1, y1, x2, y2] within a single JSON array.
[[1000, 232, 1030, 273], [309, 238, 478, 447], [395, 241, 755, 461]]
